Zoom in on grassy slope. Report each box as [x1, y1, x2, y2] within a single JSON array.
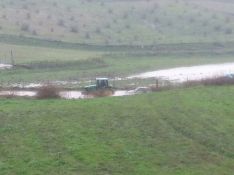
[[0, 0, 234, 45], [0, 86, 234, 175]]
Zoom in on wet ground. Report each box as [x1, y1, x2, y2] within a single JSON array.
[[1, 62, 234, 99], [128, 62, 234, 82], [0, 64, 12, 69], [0, 90, 131, 99]]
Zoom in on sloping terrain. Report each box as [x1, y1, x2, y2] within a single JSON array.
[[1, 0, 234, 84], [0, 86, 234, 174], [0, 0, 234, 45]]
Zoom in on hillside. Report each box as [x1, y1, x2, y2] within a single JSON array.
[[1, 0, 234, 45], [0, 86, 234, 174], [1, 0, 234, 84]]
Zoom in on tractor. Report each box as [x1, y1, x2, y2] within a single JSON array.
[[83, 78, 114, 97]]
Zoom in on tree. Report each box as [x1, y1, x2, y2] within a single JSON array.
[[85, 32, 90, 39], [57, 19, 65, 27], [225, 28, 232, 35], [70, 26, 78, 33], [21, 23, 30, 32]]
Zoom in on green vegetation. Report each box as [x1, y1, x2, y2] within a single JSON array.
[[0, 0, 234, 84], [0, 86, 234, 174], [1, 52, 234, 84], [1, 1, 234, 174], [0, 0, 234, 45]]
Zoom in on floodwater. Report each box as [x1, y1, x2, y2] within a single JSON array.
[[2, 62, 234, 99], [0, 64, 12, 69], [8, 81, 80, 89], [60, 91, 86, 99], [0, 91, 36, 97], [0, 90, 131, 99], [112, 90, 130, 97], [128, 62, 234, 82]]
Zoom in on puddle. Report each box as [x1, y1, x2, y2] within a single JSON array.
[[10, 83, 43, 89], [8, 81, 80, 89], [0, 64, 12, 69], [0, 91, 36, 97], [113, 90, 130, 97], [60, 91, 86, 99], [0, 90, 131, 99], [128, 62, 234, 82]]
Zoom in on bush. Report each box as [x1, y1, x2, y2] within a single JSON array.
[[21, 23, 30, 32], [85, 32, 91, 39], [57, 19, 65, 27], [70, 26, 78, 33], [36, 85, 60, 99], [225, 28, 232, 35], [32, 30, 37, 36], [95, 27, 101, 34], [26, 13, 31, 20], [214, 25, 221, 32], [2, 14, 7, 19], [70, 16, 75, 21]]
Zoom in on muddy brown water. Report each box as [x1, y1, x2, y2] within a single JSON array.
[[0, 90, 131, 99]]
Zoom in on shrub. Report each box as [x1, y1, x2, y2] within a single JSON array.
[[95, 27, 101, 34], [70, 16, 75, 21], [21, 23, 30, 32], [57, 19, 65, 27], [22, 4, 28, 10], [225, 17, 231, 23], [123, 12, 129, 19], [26, 13, 31, 19], [38, 21, 43, 26], [202, 21, 208, 26], [70, 26, 78, 33], [52, 2, 58, 7], [108, 9, 113, 14], [125, 24, 130, 29], [32, 30, 37, 36], [36, 85, 60, 99], [85, 32, 90, 39], [36, 9, 40, 14], [189, 17, 195, 23], [214, 25, 221, 32], [225, 28, 232, 35], [105, 23, 111, 29]]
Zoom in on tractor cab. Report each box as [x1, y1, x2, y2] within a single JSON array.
[[84, 78, 112, 92], [96, 78, 109, 89]]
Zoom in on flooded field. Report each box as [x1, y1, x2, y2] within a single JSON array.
[[128, 62, 234, 82], [0, 90, 131, 99], [0, 64, 12, 69], [1, 62, 234, 99]]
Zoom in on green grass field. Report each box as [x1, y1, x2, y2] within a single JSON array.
[[1, 1, 234, 174], [1, 51, 234, 84], [1, 39, 234, 84], [0, 86, 234, 175]]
